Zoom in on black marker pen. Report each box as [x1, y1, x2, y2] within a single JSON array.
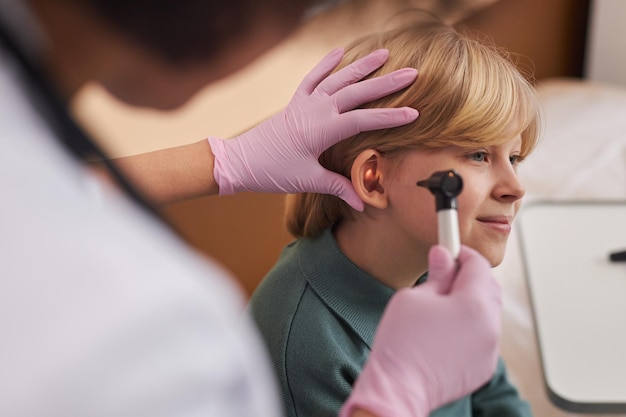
[[609, 250, 626, 262]]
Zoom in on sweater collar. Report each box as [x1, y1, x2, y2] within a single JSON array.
[[297, 228, 396, 348]]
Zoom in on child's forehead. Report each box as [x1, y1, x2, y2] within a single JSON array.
[[413, 132, 525, 151], [463, 133, 523, 148]]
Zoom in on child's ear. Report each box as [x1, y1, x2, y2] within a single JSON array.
[[351, 150, 388, 209]]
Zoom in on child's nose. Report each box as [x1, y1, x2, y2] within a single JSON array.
[[494, 169, 525, 202]]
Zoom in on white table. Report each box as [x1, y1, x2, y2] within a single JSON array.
[[518, 201, 626, 413]]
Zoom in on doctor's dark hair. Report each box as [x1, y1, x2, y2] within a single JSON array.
[[74, 0, 323, 63], [286, 17, 542, 239]]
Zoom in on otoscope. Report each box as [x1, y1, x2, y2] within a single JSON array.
[[417, 170, 463, 259]]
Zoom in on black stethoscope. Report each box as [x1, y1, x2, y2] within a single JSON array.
[[0, 16, 175, 230]]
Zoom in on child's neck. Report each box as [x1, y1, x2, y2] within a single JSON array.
[[333, 219, 429, 290]]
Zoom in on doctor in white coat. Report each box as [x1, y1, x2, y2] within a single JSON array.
[[0, 1, 503, 416]]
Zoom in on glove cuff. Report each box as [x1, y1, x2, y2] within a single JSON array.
[[207, 137, 237, 195], [340, 352, 431, 417]]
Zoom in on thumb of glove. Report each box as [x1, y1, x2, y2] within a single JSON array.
[[420, 245, 456, 295], [314, 170, 365, 212]]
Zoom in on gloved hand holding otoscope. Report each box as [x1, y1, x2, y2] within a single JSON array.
[[345, 171, 504, 417], [417, 170, 463, 259]]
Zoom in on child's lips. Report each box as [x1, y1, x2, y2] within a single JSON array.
[[476, 216, 513, 233]]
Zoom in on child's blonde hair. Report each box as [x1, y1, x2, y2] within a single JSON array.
[[287, 17, 541, 238]]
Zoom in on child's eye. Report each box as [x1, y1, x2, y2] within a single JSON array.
[[509, 154, 523, 165], [467, 151, 487, 162]]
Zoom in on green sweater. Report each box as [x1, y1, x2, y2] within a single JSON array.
[[249, 228, 532, 417]]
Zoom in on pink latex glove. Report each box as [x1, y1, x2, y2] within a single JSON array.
[[340, 245, 502, 417], [208, 48, 418, 211]]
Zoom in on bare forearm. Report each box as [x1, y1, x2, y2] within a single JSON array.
[[96, 139, 218, 205]]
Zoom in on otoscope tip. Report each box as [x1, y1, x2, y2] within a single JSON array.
[[416, 179, 428, 187]]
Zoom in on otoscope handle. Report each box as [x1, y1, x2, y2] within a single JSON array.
[[417, 170, 463, 260], [438, 208, 460, 259]]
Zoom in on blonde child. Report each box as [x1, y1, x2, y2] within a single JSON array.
[[250, 17, 540, 417]]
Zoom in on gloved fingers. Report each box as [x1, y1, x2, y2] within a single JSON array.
[[315, 49, 389, 96], [310, 169, 365, 211], [450, 246, 501, 300], [419, 245, 456, 295], [334, 68, 418, 113], [296, 48, 345, 96], [451, 247, 502, 349], [331, 107, 418, 141]]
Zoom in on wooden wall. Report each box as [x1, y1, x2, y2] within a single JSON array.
[[162, 192, 292, 296], [462, 0, 590, 80]]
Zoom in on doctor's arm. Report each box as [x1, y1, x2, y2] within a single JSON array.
[[103, 48, 418, 207], [107, 139, 218, 203]]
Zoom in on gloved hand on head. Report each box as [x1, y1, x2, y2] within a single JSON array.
[[208, 48, 419, 211]]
